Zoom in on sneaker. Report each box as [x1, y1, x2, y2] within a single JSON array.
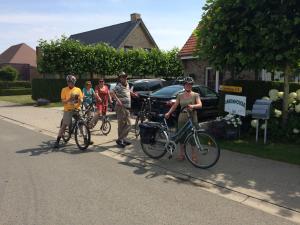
[[116, 139, 125, 148], [53, 141, 59, 149], [84, 138, 89, 145], [123, 140, 131, 146]]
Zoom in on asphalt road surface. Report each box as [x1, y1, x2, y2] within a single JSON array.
[[0, 119, 296, 225]]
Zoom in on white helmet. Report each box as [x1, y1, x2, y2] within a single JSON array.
[[183, 76, 194, 84], [66, 74, 76, 84]]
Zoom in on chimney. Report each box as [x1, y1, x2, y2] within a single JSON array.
[[131, 13, 141, 21]]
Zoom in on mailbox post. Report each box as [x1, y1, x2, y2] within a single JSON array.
[[251, 99, 272, 144]]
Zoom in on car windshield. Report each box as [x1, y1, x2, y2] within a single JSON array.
[[151, 85, 183, 97]]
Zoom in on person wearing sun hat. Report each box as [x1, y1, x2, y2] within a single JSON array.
[[110, 72, 138, 148]]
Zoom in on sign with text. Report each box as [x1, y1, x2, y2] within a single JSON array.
[[224, 94, 247, 116], [219, 85, 242, 93]]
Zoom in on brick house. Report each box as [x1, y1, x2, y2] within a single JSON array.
[[70, 13, 158, 50], [0, 43, 40, 80], [178, 29, 300, 91]]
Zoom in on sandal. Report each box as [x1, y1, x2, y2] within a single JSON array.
[[192, 153, 198, 163], [176, 154, 185, 161]]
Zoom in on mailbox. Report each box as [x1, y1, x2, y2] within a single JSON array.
[[251, 99, 272, 119]]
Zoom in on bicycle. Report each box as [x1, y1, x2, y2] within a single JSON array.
[[60, 109, 91, 150], [139, 107, 220, 169], [81, 101, 111, 135], [134, 96, 152, 138]]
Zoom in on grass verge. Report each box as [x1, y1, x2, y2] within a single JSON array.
[[219, 136, 300, 165], [0, 95, 62, 108]]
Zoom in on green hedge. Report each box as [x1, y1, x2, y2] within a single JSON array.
[[38, 37, 183, 78], [0, 88, 32, 96], [0, 81, 31, 89], [221, 80, 300, 109], [32, 78, 117, 102]]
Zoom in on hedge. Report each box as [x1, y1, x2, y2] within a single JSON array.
[[220, 80, 300, 109], [0, 88, 32, 96], [32, 78, 118, 102], [0, 81, 31, 89], [37, 37, 183, 78]]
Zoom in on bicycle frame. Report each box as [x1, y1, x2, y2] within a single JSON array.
[[161, 116, 194, 144]]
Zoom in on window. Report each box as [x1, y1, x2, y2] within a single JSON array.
[[124, 45, 133, 51], [199, 86, 217, 97]]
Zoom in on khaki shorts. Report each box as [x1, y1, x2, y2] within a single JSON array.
[[62, 111, 74, 126]]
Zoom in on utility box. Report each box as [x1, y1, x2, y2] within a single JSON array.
[[251, 99, 272, 119]]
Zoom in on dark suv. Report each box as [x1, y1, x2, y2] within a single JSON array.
[[130, 79, 166, 113], [149, 84, 219, 123]]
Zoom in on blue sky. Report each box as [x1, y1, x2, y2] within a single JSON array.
[[0, 0, 206, 53]]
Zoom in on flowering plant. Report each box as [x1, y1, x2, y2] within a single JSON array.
[[216, 113, 242, 128]]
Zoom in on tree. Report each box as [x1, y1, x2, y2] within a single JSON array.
[[196, 0, 300, 126], [0, 65, 19, 81]]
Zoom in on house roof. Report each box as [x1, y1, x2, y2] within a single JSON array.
[[178, 33, 197, 58], [70, 19, 157, 48], [0, 43, 37, 67]]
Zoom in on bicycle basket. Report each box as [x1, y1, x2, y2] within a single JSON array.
[[139, 122, 159, 144]]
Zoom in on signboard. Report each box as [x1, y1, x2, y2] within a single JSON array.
[[224, 94, 247, 116], [219, 85, 242, 93]]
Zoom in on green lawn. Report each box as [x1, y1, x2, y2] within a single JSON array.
[[0, 95, 62, 108], [0, 95, 35, 105], [219, 137, 300, 165]]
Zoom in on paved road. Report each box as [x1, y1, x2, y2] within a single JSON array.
[[0, 119, 296, 225]]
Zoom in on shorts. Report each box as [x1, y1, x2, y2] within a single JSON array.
[[96, 103, 107, 115], [62, 111, 74, 126]]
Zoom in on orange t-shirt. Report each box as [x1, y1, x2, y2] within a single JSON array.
[[61, 87, 83, 111]]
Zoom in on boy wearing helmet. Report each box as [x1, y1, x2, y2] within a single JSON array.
[[54, 75, 84, 148]]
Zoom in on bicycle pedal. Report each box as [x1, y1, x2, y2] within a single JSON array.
[[168, 155, 173, 160]]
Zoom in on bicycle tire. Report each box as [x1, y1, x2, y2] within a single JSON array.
[[140, 129, 168, 159], [184, 131, 220, 169], [60, 119, 71, 143], [101, 119, 111, 135], [74, 122, 91, 150]]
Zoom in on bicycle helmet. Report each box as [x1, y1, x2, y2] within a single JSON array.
[[118, 71, 127, 77], [183, 76, 194, 84], [66, 74, 76, 84]]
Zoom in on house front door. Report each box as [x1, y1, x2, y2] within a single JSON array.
[[205, 67, 216, 90]]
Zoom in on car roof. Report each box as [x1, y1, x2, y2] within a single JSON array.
[[129, 78, 165, 83]]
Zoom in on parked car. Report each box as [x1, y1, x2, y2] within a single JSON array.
[[129, 79, 166, 113], [149, 84, 219, 124]]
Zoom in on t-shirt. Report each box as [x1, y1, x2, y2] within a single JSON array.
[[176, 91, 199, 109], [61, 87, 83, 111], [82, 87, 95, 105], [113, 82, 131, 108]]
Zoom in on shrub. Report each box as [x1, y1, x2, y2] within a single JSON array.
[[32, 78, 117, 102], [0, 66, 19, 81], [0, 81, 31, 89], [0, 88, 32, 96], [221, 80, 300, 110], [249, 87, 300, 143]]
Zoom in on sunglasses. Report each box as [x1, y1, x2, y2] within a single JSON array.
[[99, 81, 104, 83]]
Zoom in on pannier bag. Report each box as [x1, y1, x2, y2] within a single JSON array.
[[139, 122, 159, 144]]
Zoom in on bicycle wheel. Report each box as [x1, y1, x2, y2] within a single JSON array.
[[141, 129, 168, 159], [101, 119, 111, 135], [60, 119, 71, 143], [184, 131, 220, 169], [74, 121, 91, 150]]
